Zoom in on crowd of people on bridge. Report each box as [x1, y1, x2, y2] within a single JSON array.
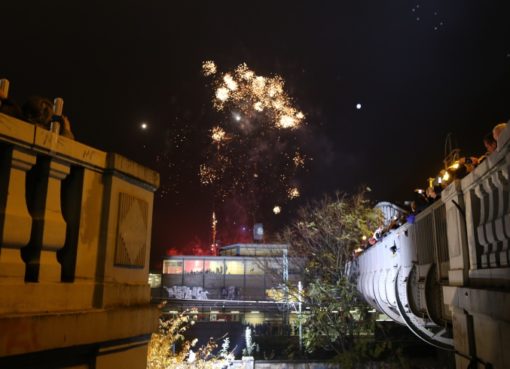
[[356, 120, 509, 255]]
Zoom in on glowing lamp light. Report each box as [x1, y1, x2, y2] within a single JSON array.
[[273, 206, 281, 214], [442, 171, 450, 182], [356, 103, 362, 110], [361, 235, 367, 241], [140, 122, 148, 130], [449, 162, 460, 170], [234, 113, 241, 121]]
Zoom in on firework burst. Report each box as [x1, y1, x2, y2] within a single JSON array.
[[200, 61, 309, 238], [202, 61, 305, 129], [211, 126, 227, 145]]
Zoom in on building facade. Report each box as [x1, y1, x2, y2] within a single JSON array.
[[156, 244, 304, 330]]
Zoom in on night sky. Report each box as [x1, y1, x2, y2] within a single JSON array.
[[2, 1, 510, 268]]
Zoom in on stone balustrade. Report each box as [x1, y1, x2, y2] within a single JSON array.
[[356, 125, 510, 368], [458, 127, 510, 281], [0, 112, 160, 367]]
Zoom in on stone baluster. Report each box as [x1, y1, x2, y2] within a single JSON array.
[[0, 147, 37, 279], [442, 180, 469, 285], [464, 186, 482, 270], [492, 168, 509, 267], [22, 156, 70, 282], [481, 176, 500, 267], [474, 182, 491, 268]]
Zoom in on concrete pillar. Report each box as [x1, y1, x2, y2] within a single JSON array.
[[441, 180, 469, 286], [451, 306, 476, 369]]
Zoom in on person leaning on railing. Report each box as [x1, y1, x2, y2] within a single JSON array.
[[477, 122, 507, 164], [22, 96, 74, 139]]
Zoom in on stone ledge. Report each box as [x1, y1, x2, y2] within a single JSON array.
[[0, 282, 151, 314], [0, 282, 95, 314], [0, 304, 159, 357], [33, 126, 107, 169], [106, 153, 159, 189], [0, 113, 34, 146]]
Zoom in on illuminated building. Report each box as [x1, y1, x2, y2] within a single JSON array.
[[155, 243, 303, 329]]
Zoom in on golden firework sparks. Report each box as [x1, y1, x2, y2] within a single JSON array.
[[235, 63, 254, 81], [293, 152, 305, 167], [205, 61, 305, 130], [200, 61, 310, 222], [211, 126, 226, 143], [278, 115, 296, 129], [215, 87, 230, 102], [202, 60, 217, 76], [253, 101, 264, 112], [288, 187, 300, 199], [223, 74, 238, 91], [199, 164, 217, 185]]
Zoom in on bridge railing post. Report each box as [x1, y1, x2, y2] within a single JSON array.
[[441, 179, 469, 286]]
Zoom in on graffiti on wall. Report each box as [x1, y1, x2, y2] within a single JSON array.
[[163, 285, 241, 300], [164, 286, 209, 300], [221, 286, 240, 300]]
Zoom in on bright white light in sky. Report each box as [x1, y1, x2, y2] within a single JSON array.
[[356, 103, 362, 110], [141, 122, 148, 129]]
